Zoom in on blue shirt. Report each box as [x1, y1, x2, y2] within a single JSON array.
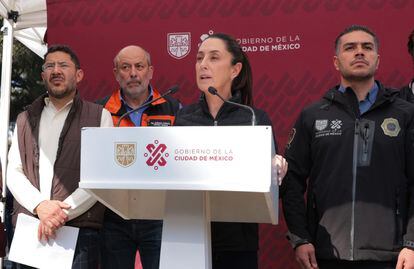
[[338, 82, 379, 115], [120, 86, 154, 126]]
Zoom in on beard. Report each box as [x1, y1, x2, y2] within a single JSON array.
[[46, 84, 76, 99], [44, 76, 77, 99], [121, 81, 149, 100]]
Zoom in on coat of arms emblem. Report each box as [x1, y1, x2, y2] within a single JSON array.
[[167, 32, 191, 59], [315, 119, 328, 131], [115, 143, 136, 167]]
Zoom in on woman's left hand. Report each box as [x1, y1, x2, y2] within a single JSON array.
[[273, 154, 288, 185]]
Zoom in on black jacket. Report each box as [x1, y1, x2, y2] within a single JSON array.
[[175, 91, 276, 251], [399, 80, 414, 103], [282, 82, 414, 261]]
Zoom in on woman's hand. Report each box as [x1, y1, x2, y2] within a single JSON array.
[[273, 154, 288, 185]]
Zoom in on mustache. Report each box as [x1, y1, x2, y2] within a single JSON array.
[[127, 79, 141, 85], [351, 58, 369, 65], [49, 74, 64, 81]]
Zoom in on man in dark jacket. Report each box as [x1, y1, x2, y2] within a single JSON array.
[[98, 45, 180, 269], [399, 29, 414, 103], [7, 45, 113, 268], [282, 25, 414, 269]]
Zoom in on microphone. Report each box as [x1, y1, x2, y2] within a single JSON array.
[[207, 86, 256, 126], [116, 85, 179, 127]]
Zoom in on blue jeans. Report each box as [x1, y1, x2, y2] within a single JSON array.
[[100, 210, 162, 269], [14, 228, 100, 269]]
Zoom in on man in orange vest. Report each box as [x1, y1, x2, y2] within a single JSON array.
[[98, 45, 180, 269]]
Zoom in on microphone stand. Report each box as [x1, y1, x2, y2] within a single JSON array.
[[207, 86, 256, 126]]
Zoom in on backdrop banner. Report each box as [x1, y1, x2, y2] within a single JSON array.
[[46, 1, 414, 268]]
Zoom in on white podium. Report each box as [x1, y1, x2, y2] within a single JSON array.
[[80, 126, 278, 269]]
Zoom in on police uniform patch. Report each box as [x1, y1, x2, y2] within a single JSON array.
[[381, 118, 400, 137], [314, 118, 343, 138], [286, 128, 296, 149], [330, 119, 342, 130], [315, 119, 328, 131]]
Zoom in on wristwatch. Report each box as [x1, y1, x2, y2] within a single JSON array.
[[404, 240, 414, 251]]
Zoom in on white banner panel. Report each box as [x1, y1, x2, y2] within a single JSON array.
[[81, 126, 274, 192], [80, 126, 278, 224]]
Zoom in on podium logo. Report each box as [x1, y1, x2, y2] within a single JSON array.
[[115, 143, 136, 168], [144, 140, 169, 170], [167, 32, 191, 59]]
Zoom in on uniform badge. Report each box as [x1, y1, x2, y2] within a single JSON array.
[[381, 118, 400, 137], [115, 143, 136, 167], [315, 119, 328, 131]]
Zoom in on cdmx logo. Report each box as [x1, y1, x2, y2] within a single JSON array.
[[144, 140, 169, 170]]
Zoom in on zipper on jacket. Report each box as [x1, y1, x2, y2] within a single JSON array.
[[214, 120, 218, 126], [350, 119, 360, 260], [395, 188, 403, 246], [361, 123, 370, 163]]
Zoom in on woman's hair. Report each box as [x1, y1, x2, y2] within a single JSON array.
[[203, 33, 253, 106]]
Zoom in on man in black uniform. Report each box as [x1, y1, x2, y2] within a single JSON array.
[[282, 25, 414, 269], [399, 29, 414, 103]]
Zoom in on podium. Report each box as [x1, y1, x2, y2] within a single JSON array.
[[80, 126, 278, 269]]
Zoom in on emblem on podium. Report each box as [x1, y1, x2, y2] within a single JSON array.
[[144, 140, 169, 170], [115, 142, 136, 167]]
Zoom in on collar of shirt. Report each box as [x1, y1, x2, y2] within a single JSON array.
[[338, 82, 379, 115], [120, 86, 153, 126], [43, 97, 73, 114]]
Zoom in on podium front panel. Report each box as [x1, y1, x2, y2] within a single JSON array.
[[80, 126, 278, 223], [81, 126, 273, 192]]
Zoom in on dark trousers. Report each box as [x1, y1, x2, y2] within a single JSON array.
[[100, 215, 162, 269], [15, 228, 100, 269], [317, 259, 397, 269], [212, 250, 258, 269], [72, 228, 100, 269]]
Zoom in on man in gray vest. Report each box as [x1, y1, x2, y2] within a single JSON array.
[[7, 44, 113, 268]]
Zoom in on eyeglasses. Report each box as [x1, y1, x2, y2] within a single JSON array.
[[42, 62, 74, 71]]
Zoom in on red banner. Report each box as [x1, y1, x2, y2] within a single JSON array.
[[46, 1, 414, 268]]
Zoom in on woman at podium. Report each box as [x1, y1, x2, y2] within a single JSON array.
[[175, 33, 286, 269]]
